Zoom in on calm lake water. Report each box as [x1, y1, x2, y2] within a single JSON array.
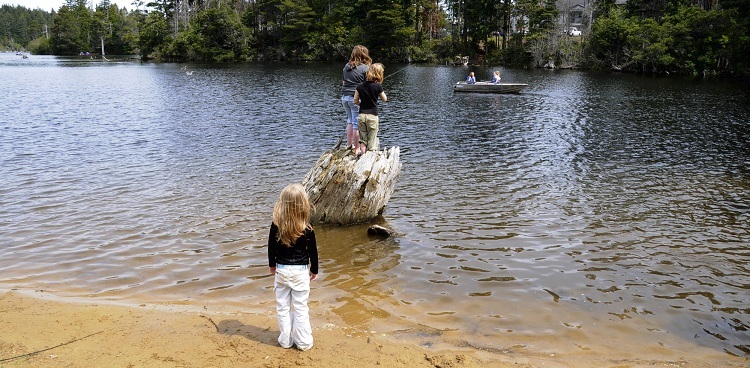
[[1, 53, 748, 359]]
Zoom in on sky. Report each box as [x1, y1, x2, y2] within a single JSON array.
[[3, 0, 133, 11]]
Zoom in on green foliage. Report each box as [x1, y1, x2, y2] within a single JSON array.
[[139, 11, 169, 59], [625, 17, 674, 72], [589, 6, 630, 67], [491, 34, 531, 67], [663, 6, 737, 74], [4, 0, 750, 78], [588, 4, 745, 75], [1, 4, 55, 51], [361, 5, 414, 60], [165, 31, 199, 61], [50, 5, 89, 54], [530, 0, 558, 33], [460, 0, 495, 49], [279, 0, 317, 59], [184, 8, 244, 61], [93, 4, 137, 55], [314, 17, 351, 61], [251, 0, 284, 49], [26, 36, 52, 54]]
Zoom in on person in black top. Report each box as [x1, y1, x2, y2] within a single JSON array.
[[268, 183, 318, 351], [353, 63, 388, 155]]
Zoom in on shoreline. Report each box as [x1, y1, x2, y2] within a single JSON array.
[[0, 289, 494, 368], [1, 290, 746, 368]]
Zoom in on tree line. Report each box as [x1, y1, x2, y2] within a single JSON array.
[[1, 0, 748, 77], [1, 4, 54, 52]]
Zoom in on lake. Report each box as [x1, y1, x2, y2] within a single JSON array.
[[1, 53, 748, 359]]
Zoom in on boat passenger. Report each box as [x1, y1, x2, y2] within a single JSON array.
[[491, 71, 501, 83], [466, 72, 476, 84]]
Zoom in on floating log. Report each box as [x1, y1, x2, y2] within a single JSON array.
[[302, 146, 401, 225]]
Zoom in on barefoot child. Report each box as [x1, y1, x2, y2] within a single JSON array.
[[353, 63, 387, 155], [268, 183, 319, 351]]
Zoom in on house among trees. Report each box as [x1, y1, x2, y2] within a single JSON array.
[[557, 0, 590, 33]]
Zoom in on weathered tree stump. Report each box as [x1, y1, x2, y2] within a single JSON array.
[[302, 146, 401, 225]]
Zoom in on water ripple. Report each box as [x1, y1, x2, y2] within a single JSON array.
[[1, 56, 749, 357]]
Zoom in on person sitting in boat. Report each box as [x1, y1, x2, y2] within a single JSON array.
[[491, 71, 501, 83], [466, 72, 476, 84]]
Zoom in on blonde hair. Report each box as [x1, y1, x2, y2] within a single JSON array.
[[366, 63, 384, 83], [272, 183, 313, 247], [349, 45, 372, 67]]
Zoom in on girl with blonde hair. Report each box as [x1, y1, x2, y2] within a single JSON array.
[[268, 183, 318, 351], [491, 70, 502, 83], [353, 63, 388, 155]]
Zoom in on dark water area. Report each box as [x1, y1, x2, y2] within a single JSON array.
[[1, 53, 748, 358]]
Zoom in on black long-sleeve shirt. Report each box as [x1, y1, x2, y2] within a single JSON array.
[[267, 223, 319, 275]]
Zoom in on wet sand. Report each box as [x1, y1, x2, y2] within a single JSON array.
[[0, 290, 745, 368]]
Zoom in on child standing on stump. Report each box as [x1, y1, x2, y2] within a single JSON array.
[[341, 45, 371, 150], [353, 63, 387, 155], [268, 183, 319, 351]]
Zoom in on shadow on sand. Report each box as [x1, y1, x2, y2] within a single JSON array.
[[207, 318, 278, 347]]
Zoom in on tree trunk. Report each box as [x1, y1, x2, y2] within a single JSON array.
[[302, 146, 401, 225]]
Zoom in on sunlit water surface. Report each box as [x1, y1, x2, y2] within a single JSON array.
[[1, 53, 748, 359]]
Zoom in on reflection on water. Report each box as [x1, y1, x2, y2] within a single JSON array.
[[317, 226, 402, 326], [0, 54, 748, 358]]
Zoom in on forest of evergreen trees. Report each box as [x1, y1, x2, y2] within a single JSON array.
[[1, 0, 748, 77]]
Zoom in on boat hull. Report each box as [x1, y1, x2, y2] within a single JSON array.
[[453, 81, 528, 94]]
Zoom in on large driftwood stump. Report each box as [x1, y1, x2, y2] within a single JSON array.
[[302, 146, 401, 225]]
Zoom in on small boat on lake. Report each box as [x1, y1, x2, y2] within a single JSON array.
[[453, 81, 528, 94]]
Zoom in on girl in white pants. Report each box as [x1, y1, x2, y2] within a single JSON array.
[[268, 184, 319, 351]]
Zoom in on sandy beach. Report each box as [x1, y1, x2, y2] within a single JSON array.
[[1, 290, 746, 368]]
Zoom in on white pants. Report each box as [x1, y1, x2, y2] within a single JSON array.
[[274, 265, 313, 350]]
